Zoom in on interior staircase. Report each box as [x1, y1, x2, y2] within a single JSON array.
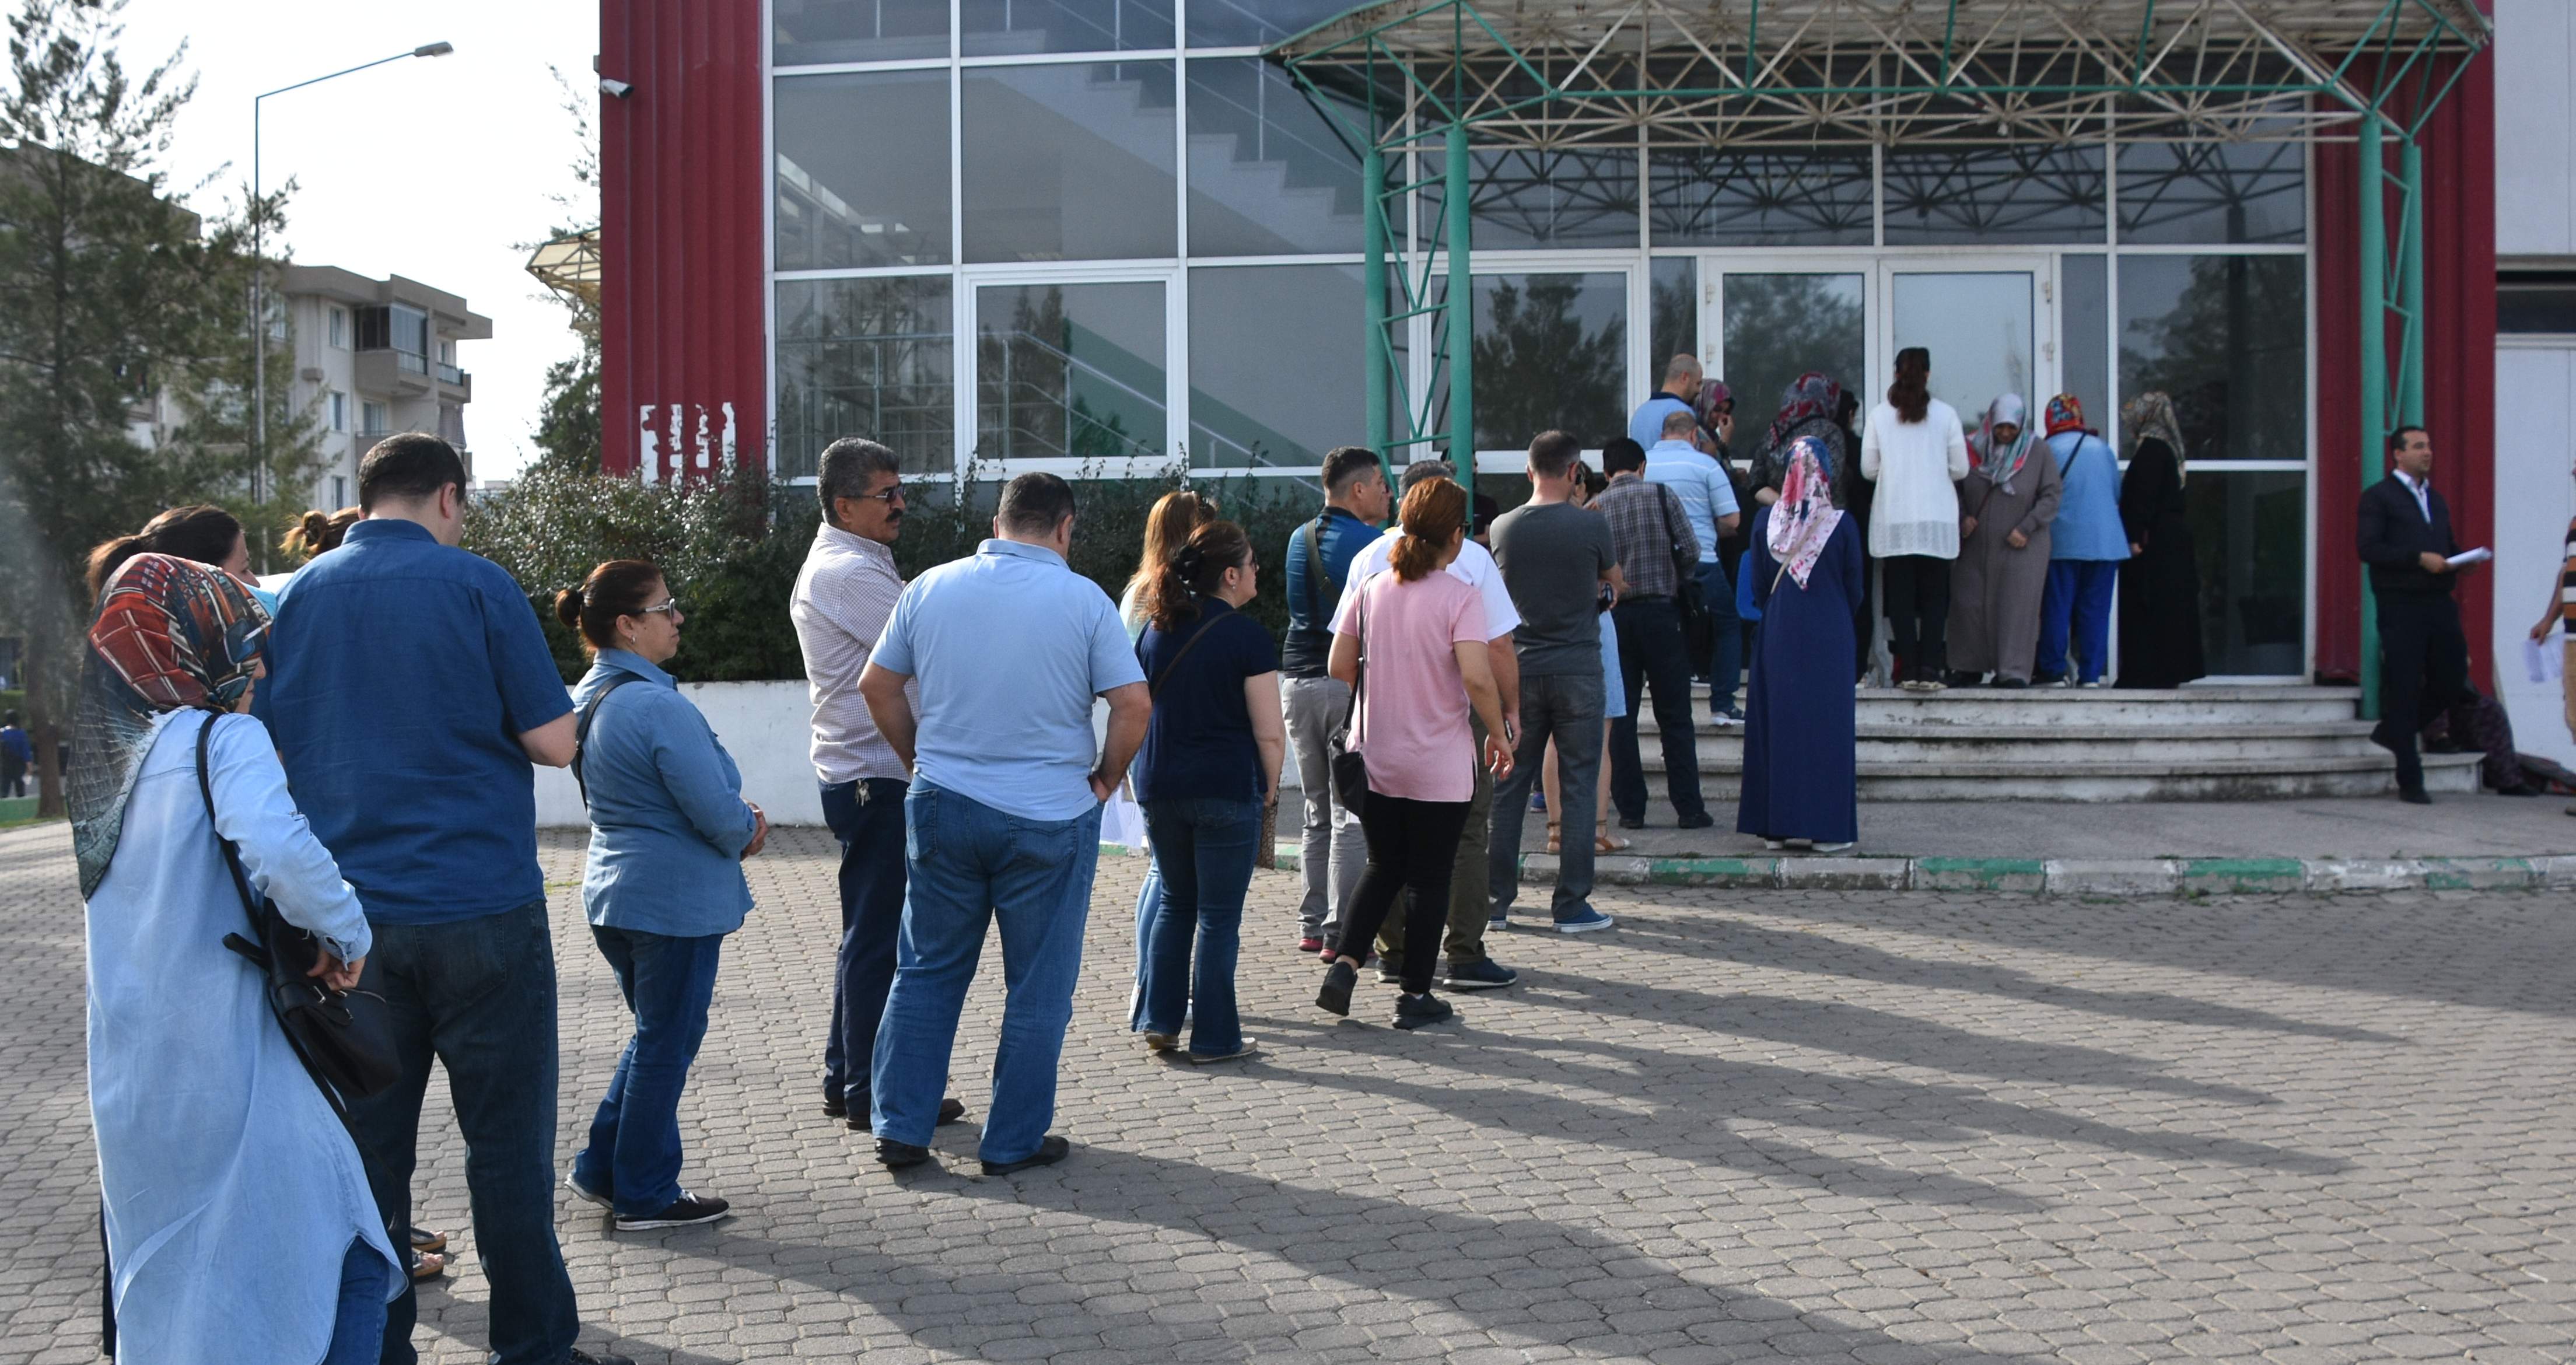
[[1636, 685, 2483, 801]]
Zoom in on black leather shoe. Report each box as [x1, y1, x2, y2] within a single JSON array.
[[848, 1096, 967, 1134], [876, 1138, 932, 1169], [1615, 814, 1647, 830], [572, 1349, 636, 1365], [1676, 811, 1715, 830], [821, 1088, 846, 1119], [2398, 787, 2433, 806], [982, 1135, 1070, 1176]]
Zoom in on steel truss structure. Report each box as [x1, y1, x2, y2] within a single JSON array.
[[1270, 1, 2486, 716]]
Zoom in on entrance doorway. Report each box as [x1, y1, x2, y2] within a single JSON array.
[[1883, 259, 2054, 426]]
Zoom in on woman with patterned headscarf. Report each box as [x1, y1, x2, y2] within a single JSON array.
[[74, 554, 400, 1364], [1948, 393, 2062, 687], [2035, 395, 2130, 686], [1749, 372, 1848, 508], [2117, 391, 2206, 688], [1738, 438, 1866, 853]]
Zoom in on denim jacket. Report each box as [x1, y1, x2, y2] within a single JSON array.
[[573, 649, 756, 937]]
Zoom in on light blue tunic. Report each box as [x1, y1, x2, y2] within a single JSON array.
[[2047, 430, 2133, 562], [85, 709, 397, 1365], [572, 649, 757, 938]]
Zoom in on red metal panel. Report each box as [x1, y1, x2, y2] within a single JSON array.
[[2312, 51, 2497, 686], [599, 0, 766, 481]]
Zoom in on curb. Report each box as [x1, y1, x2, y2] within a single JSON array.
[[1101, 843, 2576, 897]]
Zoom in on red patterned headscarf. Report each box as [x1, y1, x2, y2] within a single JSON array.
[[2043, 393, 2087, 438], [70, 554, 268, 896]]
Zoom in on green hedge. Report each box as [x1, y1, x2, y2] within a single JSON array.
[[464, 467, 1328, 684]]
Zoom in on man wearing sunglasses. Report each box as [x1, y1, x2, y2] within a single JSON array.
[[792, 438, 968, 1140]]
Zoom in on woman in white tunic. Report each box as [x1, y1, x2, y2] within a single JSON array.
[[1857, 346, 1971, 691], [73, 552, 398, 1365]]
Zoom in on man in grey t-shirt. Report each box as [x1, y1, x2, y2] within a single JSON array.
[[1487, 430, 1623, 933]]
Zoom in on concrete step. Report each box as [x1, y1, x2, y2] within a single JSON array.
[[1636, 720, 2401, 763], [1632, 750, 2484, 802], [1680, 682, 2365, 726]]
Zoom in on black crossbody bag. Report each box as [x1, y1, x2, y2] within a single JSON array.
[[197, 715, 402, 1112], [1327, 587, 1372, 815]]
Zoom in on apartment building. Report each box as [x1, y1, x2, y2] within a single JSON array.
[[276, 265, 492, 509]]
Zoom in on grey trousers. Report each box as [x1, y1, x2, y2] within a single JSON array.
[[1489, 670, 1604, 923], [1281, 674, 1365, 937]]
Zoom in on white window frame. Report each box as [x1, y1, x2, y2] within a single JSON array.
[[958, 261, 1184, 478]]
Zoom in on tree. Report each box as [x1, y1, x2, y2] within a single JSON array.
[[0, 0, 285, 816], [1470, 275, 1625, 451]]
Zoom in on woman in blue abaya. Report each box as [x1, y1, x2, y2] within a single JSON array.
[[1738, 437, 1866, 852]]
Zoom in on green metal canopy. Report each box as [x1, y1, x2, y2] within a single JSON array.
[[1270, 0, 2488, 718]]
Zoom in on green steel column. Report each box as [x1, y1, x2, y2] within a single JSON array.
[[2358, 114, 2386, 722], [1362, 141, 1392, 485], [2399, 135, 2427, 427], [1445, 122, 1473, 473]]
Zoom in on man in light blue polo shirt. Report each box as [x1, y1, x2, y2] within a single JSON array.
[[1643, 405, 1746, 722], [858, 473, 1149, 1177], [1628, 352, 1703, 449]]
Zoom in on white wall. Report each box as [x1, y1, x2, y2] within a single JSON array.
[[536, 680, 1310, 827], [2491, 346, 2576, 771], [2496, 0, 2576, 258]]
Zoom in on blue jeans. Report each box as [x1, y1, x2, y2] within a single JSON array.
[[2038, 561, 2119, 684], [1699, 559, 1742, 716], [1488, 670, 1605, 922], [349, 902, 578, 1365], [870, 782, 1101, 1164], [573, 926, 725, 1217], [1138, 796, 1262, 1056], [1125, 860, 1161, 1030], [822, 777, 909, 1112], [324, 1238, 393, 1365], [1609, 596, 1710, 822]]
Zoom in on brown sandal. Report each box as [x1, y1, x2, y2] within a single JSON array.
[[1595, 825, 1630, 853], [1545, 819, 1562, 855]]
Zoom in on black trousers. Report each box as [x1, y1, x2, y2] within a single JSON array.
[[2372, 592, 2474, 791], [1610, 596, 1710, 822], [1881, 554, 1952, 678], [1335, 792, 1472, 995]]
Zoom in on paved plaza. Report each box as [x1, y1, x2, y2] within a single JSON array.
[[3, 820, 2573, 1364]]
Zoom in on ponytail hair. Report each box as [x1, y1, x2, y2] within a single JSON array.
[[1145, 520, 1252, 633], [280, 506, 362, 562], [554, 559, 664, 653], [85, 503, 244, 601], [1388, 478, 1466, 582], [1888, 346, 1931, 424], [1124, 489, 1218, 608]]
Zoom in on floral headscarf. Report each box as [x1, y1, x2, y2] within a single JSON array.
[[1971, 393, 2038, 494], [2043, 393, 2087, 438], [2122, 390, 2188, 484], [1767, 436, 1845, 590], [1765, 372, 1845, 456], [69, 554, 269, 897]]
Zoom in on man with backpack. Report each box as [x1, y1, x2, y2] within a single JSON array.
[[1278, 446, 1388, 953]]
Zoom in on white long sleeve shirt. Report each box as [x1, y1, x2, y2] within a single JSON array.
[[1859, 398, 1971, 559]]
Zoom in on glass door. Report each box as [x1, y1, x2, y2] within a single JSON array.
[[1880, 258, 2057, 428], [1699, 260, 1871, 449]]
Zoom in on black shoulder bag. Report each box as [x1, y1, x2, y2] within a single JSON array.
[[572, 676, 639, 806], [198, 715, 401, 1111], [1326, 584, 1372, 815], [1656, 482, 1707, 620]]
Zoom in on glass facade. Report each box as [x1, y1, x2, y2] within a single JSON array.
[[770, 6, 2318, 671]]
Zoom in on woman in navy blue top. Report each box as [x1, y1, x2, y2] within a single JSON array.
[[1132, 521, 1284, 1062], [557, 559, 768, 1233]]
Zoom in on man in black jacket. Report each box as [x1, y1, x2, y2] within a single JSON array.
[[2357, 425, 2479, 803]]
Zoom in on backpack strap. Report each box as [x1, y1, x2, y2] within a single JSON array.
[[1301, 514, 1340, 624], [1147, 612, 1224, 701], [572, 677, 639, 806]]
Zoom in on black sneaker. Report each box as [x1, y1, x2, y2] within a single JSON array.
[[982, 1134, 1070, 1176], [1392, 992, 1455, 1030], [1316, 959, 1357, 1016], [876, 1138, 932, 1169], [846, 1096, 967, 1135], [1676, 811, 1715, 830], [1440, 958, 1518, 991], [614, 1192, 730, 1231], [821, 1083, 846, 1119], [571, 1349, 636, 1365]]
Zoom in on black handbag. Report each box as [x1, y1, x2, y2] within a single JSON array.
[[1657, 482, 1707, 620], [1326, 584, 1371, 816], [197, 716, 402, 1110]]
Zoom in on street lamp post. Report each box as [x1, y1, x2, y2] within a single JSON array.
[[251, 41, 453, 510]]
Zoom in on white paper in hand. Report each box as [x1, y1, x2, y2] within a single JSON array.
[[2527, 636, 2564, 685], [2446, 547, 2493, 568]]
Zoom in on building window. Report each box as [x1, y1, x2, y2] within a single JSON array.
[[1187, 0, 1350, 48], [1650, 149, 1873, 247], [328, 391, 348, 432], [1185, 58, 1366, 256], [1187, 264, 1361, 469], [975, 281, 1167, 461], [2060, 254, 2110, 440], [2498, 271, 2576, 335], [961, 0, 1170, 57], [1421, 148, 1640, 251], [361, 400, 388, 435], [354, 305, 430, 372], [331, 474, 347, 509], [773, 0, 947, 65], [775, 275, 955, 478], [1461, 272, 1626, 452], [2189, 470, 2306, 676], [1883, 145, 2106, 245], [1718, 274, 1865, 431], [2117, 141, 2304, 245], [961, 61, 1177, 262], [2116, 254, 2304, 463], [1649, 258, 1695, 379], [775, 71, 953, 270], [328, 307, 347, 349]]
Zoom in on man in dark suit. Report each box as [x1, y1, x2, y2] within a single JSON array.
[[2357, 425, 2479, 803]]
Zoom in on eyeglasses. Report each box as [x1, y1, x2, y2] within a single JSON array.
[[848, 485, 905, 505], [639, 598, 682, 617]]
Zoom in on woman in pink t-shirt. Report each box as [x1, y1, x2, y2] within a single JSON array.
[[1321, 478, 1515, 1030]]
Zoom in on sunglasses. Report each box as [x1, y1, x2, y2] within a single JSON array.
[[639, 598, 682, 617], [846, 485, 905, 505]]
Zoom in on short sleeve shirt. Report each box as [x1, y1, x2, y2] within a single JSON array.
[[1330, 528, 1520, 641], [1489, 501, 1618, 676], [871, 538, 1146, 821], [2561, 517, 2576, 625], [1134, 600, 1279, 803], [254, 518, 573, 924], [1336, 570, 1485, 803]]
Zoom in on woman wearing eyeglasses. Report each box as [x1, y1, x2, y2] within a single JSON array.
[[555, 559, 767, 1232]]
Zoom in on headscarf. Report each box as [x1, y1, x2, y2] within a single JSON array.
[[1765, 372, 1844, 456], [1971, 393, 2037, 494], [69, 554, 269, 897], [1695, 379, 1732, 430], [2043, 393, 2087, 438], [2122, 390, 2188, 484], [1766, 436, 1845, 590]]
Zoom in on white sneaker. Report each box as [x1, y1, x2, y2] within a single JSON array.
[[1812, 841, 1856, 854], [1761, 839, 1786, 851]]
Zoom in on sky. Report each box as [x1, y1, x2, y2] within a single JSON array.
[[115, 0, 601, 481]]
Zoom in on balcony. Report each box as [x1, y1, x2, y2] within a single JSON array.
[[355, 346, 432, 397], [436, 362, 471, 398]]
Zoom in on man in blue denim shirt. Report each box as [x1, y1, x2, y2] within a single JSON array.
[[257, 435, 621, 1365], [859, 473, 1149, 1176]]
